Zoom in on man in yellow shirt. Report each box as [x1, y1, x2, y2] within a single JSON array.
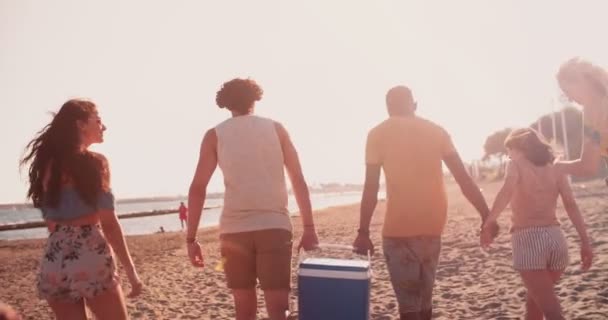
[[353, 86, 497, 320]]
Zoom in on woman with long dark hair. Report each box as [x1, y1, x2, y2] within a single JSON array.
[[21, 99, 142, 320]]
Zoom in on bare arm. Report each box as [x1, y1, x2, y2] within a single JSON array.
[[99, 210, 137, 278], [558, 127, 602, 177], [558, 173, 590, 245], [557, 170, 593, 270], [485, 176, 516, 224], [96, 154, 142, 295], [275, 122, 318, 250], [275, 124, 313, 224], [359, 164, 381, 232], [443, 152, 490, 222], [187, 129, 218, 241], [485, 160, 519, 225]]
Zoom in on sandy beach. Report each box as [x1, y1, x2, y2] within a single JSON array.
[[1, 180, 606, 319]]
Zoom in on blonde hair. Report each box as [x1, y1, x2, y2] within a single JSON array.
[[557, 57, 608, 97]]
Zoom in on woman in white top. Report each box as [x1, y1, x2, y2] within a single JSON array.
[[186, 78, 319, 320]]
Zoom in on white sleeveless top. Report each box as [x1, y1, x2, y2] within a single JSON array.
[[214, 115, 292, 234]]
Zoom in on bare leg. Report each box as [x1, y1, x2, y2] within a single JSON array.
[[525, 270, 563, 320], [47, 299, 87, 320], [525, 293, 543, 320], [263, 289, 289, 320], [520, 270, 565, 320], [232, 289, 257, 320], [86, 284, 129, 320]]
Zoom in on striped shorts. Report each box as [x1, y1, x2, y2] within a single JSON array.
[[511, 226, 569, 271]]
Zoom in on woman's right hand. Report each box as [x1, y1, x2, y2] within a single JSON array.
[[187, 241, 205, 268], [127, 272, 144, 298], [580, 243, 593, 271]]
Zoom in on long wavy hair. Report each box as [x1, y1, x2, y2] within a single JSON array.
[[558, 58, 608, 98], [505, 128, 555, 166], [20, 99, 107, 208]]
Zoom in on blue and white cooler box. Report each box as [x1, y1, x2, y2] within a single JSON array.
[[298, 257, 371, 320]]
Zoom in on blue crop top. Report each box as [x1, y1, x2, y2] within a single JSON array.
[[41, 187, 115, 221]]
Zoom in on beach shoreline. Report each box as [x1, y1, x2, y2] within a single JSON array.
[[1, 180, 606, 319]]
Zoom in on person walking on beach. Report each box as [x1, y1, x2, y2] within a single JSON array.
[[556, 58, 608, 177], [186, 78, 319, 320], [352, 86, 497, 320], [20, 99, 143, 320], [481, 128, 593, 320], [178, 202, 188, 229]]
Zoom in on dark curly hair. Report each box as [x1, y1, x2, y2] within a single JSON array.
[[20, 99, 108, 209], [215, 78, 263, 113], [505, 128, 555, 166]]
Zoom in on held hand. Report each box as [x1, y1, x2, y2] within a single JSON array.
[[298, 228, 320, 251], [188, 241, 205, 268], [580, 243, 593, 271], [480, 227, 494, 249], [480, 221, 499, 249], [353, 233, 374, 256]]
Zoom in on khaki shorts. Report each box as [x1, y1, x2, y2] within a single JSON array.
[[220, 229, 292, 290]]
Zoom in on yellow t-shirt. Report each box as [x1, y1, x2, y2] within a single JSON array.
[[366, 116, 456, 237]]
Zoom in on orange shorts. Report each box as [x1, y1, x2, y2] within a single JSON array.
[[220, 229, 292, 290]]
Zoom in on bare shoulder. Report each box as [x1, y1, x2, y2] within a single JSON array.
[[429, 120, 450, 137], [273, 120, 286, 131], [204, 128, 217, 139], [201, 128, 218, 150], [367, 119, 392, 139], [89, 151, 109, 165], [272, 121, 290, 141]]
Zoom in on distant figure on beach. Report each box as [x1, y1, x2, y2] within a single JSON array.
[[186, 78, 319, 320], [0, 302, 21, 320], [556, 58, 608, 177], [159, 226, 165, 233], [178, 202, 188, 229], [20, 99, 143, 320], [352, 86, 497, 320], [481, 128, 593, 320]]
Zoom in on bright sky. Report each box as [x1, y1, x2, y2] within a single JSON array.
[[1, 0, 607, 203]]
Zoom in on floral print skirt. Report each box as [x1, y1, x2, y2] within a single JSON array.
[[37, 224, 119, 302]]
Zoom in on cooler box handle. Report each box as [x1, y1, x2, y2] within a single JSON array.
[[298, 243, 372, 269]]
